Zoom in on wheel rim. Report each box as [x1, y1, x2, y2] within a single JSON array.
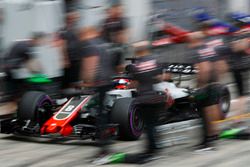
[[130, 106, 144, 137], [220, 96, 230, 114], [37, 95, 52, 108], [36, 97, 52, 124]]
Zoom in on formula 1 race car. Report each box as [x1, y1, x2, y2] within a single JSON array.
[[0, 67, 143, 141], [0, 62, 231, 141], [0, 87, 142, 141]]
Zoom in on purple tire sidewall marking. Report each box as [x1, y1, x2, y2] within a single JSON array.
[[129, 105, 143, 137], [37, 95, 52, 108]]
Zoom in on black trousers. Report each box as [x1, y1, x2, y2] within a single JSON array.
[[61, 60, 81, 89], [4, 71, 25, 99], [136, 92, 166, 153], [232, 69, 248, 96], [141, 105, 159, 152], [95, 84, 112, 152]]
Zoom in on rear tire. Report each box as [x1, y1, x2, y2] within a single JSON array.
[[218, 85, 231, 118], [111, 98, 144, 140], [18, 91, 52, 125]]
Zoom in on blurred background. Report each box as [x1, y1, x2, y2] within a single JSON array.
[[0, 0, 249, 75], [0, 0, 249, 166], [0, 0, 249, 136]]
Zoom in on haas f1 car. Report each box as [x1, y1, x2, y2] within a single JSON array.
[[0, 63, 231, 141], [0, 88, 142, 140]]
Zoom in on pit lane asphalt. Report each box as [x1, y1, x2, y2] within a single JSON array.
[[0, 129, 250, 167], [0, 72, 249, 167]]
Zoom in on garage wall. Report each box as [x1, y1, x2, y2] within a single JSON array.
[[78, 0, 107, 28], [0, 0, 64, 77], [228, 0, 250, 13], [123, 0, 151, 42], [1, 0, 250, 48], [1, 0, 33, 50]]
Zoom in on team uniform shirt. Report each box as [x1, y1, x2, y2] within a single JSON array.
[[216, 45, 250, 70], [190, 37, 225, 84], [191, 37, 225, 64], [132, 55, 162, 93], [102, 17, 128, 70], [129, 55, 166, 106], [59, 27, 81, 61], [205, 36, 225, 61], [102, 17, 128, 44], [81, 38, 116, 86], [5, 41, 33, 69], [59, 27, 82, 86]]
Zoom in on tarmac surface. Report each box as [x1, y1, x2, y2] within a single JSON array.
[[0, 127, 250, 167], [0, 94, 250, 167]]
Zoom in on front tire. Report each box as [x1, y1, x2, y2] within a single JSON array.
[[18, 91, 53, 125]]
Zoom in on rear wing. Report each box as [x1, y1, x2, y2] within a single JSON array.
[[125, 58, 197, 75], [160, 63, 197, 75]]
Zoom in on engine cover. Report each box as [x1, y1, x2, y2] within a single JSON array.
[[153, 82, 189, 99]]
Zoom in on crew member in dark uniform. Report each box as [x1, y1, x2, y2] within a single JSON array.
[[127, 41, 166, 163], [4, 33, 45, 98], [58, 9, 81, 89], [79, 27, 119, 159], [217, 33, 250, 115], [101, 2, 128, 73], [187, 31, 224, 152]]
